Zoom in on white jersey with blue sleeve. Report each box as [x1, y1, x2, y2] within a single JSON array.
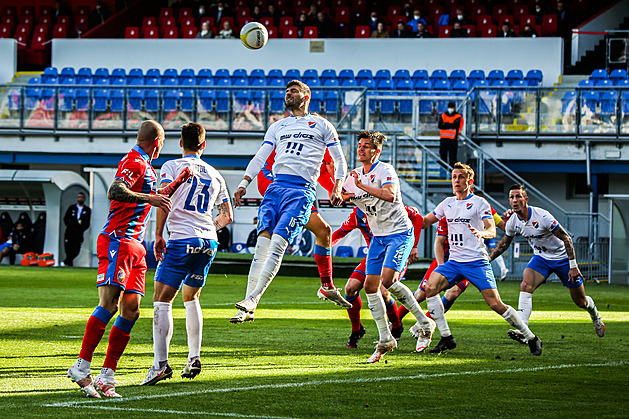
[[504, 205, 567, 260], [433, 194, 493, 262], [342, 160, 412, 237], [159, 155, 229, 241]]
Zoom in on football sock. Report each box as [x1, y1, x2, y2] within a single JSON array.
[[442, 295, 454, 312], [388, 281, 431, 325], [78, 306, 113, 364], [345, 293, 362, 332], [366, 291, 392, 342], [518, 291, 533, 325], [246, 236, 271, 297], [502, 305, 535, 341], [102, 316, 135, 371], [152, 302, 173, 369], [313, 245, 334, 288], [184, 299, 203, 360], [397, 305, 409, 321], [100, 367, 114, 377], [584, 295, 600, 319], [251, 234, 288, 302], [385, 298, 402, 328], [496, 255, 507, 273], [426, 295, 451, 337]]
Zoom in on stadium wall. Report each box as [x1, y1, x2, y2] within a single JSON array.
[[0, 39, 16, 84], [51, 38, 563, 87]]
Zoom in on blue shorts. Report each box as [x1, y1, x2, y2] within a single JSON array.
[[484, 238, 496, 249], [0, 241, 11, 252], [365, 229, 414, 276], [257, 180, 316, 243], [154, 238, 218, 289], [526, 255, 583, 288], [434, 259, 496, 291]]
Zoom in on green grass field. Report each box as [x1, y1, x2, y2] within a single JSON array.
[[1, 265, 628, 418]]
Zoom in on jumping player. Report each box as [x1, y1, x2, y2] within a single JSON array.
[[421, 162, 543, 356], [141, 123, 233, 385], [232, 80, 348, 316], [489, 184, 605, 342], [67, 121, 175, 398], [343, 131, 436, 363]]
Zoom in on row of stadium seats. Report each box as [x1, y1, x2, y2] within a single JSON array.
[[31, 67, 545, 89], [587, 69, 629, 86], [561, 90, 629, 116]]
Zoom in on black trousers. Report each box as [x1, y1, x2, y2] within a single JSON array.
[[64, 235, 83, 266], [439, 137, 458, 168]]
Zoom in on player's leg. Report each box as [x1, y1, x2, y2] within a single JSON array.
[[380, 284, 403, 340], [399, 258, 438, 321], [518, 267, 547, 325], [441, 278, 469, 312], [230, 231, 270, 322], [181, 284, 204, 377], [424, 270, 456, 352], [345, 275, 366, 348]]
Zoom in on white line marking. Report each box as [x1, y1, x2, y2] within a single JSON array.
[[73, 406, 290, 418], [46, 361, 624, 409]]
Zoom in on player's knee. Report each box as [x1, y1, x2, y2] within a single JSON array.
[[488, 301, 506, 313], [520, 282, 535, 293], [315, 222, 331, 242]]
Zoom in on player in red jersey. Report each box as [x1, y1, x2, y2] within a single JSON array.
[[67, 121, 175, 399], [230, 149, 351, 323], [331, 205, 423, 348]]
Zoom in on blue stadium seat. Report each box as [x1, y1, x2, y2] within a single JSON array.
[[268, 78, 284, 87], [320, 69, 337, 84], [145, 89, 160, 113], [429, 69, 448, 83], [506, 69, 524, 85], [589, 68, 608, 82], [509, 80, 527, 103], [341, 78, 357, 87], [180, 77, 196, 86], [180, 84, 196, 112], [179, 68, 195, 83], [232, 243, 248, 253], [448, 69, 466, 84], [396, 79, 413, 115], [616, 79, 629, 88], [622, 90, 629, 114], [127, 68, 143, 81], [248, 68, 265, 83], [110, 68, 126, 82], [610, 69, 628, 85], [59, 88, 75, 112], [374, 69, 391, 85], [578, 79, 594, 88], [42, 67, 58, 84], [561, 91, 576, 115], [411, 69, 429, 83], [487, 69, 505, 84], [468, 69, 486, 85], [75, 88, 89, 111], [414, 79, 431, 90], [525, 69, 543, 86], [163, 89, 180, 112], [310, 90, 324, 113], [110, 89, 124, 112], [145, 76, 160, 86], [163, 77, 178, 86], [196, 69, 213, 84], [269, 89, 285, 113], [359, 78, 375, 89], [267, 68, 283, 81], [60, 67, 75, 78], [581, 90, 599, 114], [392, 69, 410, 84], [600, 91, 618, 118], [324, 89, 339, 114], [111, 76, 126, 86], [284, 68, 301, 84], [162, 68, 178, 84], [305, 78, 320, 87], [490, 79, 508, 87], [357, 246, 368, 258], [77, 67, 93, 81], [145, 68, 161, 83], [94, 68, 109, 79], [338, 69, 355, 83], [231, 68, 248, 83], [432, 79, 450, 90], [198, 79, 215, 112], [595, 79, 613, 88], [452, 79, 470, 91], [215, 78, 231, 114], [250, 78, 266, 102], [335, 245, 353, 257], [93, 89, 109, 112], [303, 69, 319, 80], [214, 69, 230, 83], [356, 69, 373, 82], [377, 79, 395, 114]]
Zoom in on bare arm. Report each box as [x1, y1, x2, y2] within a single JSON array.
[[108, 178, 171, 212], [233, 174, 252, 208], [468, 217, 496, 240], [553, 225, 583, 282], [214, 200, 234, 230], [351, 171, 396, 202], [434, 234, 447, 265], [489, 234, 514, 262], [330, 178, 344, 207], [422, 212, 438, 229]]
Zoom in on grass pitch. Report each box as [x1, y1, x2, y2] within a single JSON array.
[[0, 265, 628, 418]]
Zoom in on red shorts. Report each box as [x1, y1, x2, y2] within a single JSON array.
[[96, 234, 147, 295]]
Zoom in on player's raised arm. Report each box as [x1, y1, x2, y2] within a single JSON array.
[[108, 178, 172, 213], [553, 225, 583, 282], [235, 140, 275, 207]]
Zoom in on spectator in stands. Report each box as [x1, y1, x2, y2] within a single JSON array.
[[534, 2, 545, 26], [368, 11, 383, 34], [216, 20, 235, 38], [521, 24, 538, 38], [451, 9, 470, 26], [391, 20, 412, 38], [402, 2, 414, 21], [62, 192, 91, 267], [438, 101, 464, 171], [88, 1, 111, 29], [53, 0, 73, 25], [197, 21, 213, 38], [497, 21, 515, 38], [556, 1, 572, 38], [307, 4, 318, 23], [0, 212, 12, 244], [371, 22, 389, 38], [407, 9, 427, 34], [264, 3, 282, 27], [195, 4, 209, 27], [416, 22, 432, 38], [33, 212, 46, 255], [171, 0, 186, 20], [296, 12, 309, 38], [316, 11, 334, 38], [6, 222, 34, 265], [217, 227, 231, 252], [212, 1, 232, 25], [449, 21, 468, 38], [252, 5, 263, 22]]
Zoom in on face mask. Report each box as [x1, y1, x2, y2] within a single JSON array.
[[371, 16, 377, 21], [218, 7, 223, 11], [414, 15, 420, 19], [77, 200, 85, 205], [447, 108, 455, 114], [199, 8, 204, 14], [457, 14, 463, 20], [536, 7, 541, 12]]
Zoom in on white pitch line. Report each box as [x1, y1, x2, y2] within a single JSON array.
[[45, 361, 625, 409], [74, 406, 291, 418]]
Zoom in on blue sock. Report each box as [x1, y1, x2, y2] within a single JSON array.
[[442, 295, 454, 311]]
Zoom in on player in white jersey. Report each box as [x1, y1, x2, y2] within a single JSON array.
[[141, 123, 233, 386], [422, 163, 542, 355], [342, 131, 436, 363], [489, 184, 605, 342], [233, 80, 347, 315]]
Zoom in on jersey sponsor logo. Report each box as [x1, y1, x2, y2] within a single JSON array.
[[109, 250, 117, 258], [466, 203, 473, 210], [97, 273, 104, 282], [308, 121, 316, 128], [294, 131, 315, 139], [117, 269, 125, 281], [185, 244, 216, 256], [447, 217, 471, 223], [532, 221, 539, 228]]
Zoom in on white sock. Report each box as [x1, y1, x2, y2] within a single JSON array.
[[584, 295, 600, 319], [496, 255, 507, 272], [75, 357, 91, 373], [250, 234, 288, 302], [100, 367, 114, 377], [518, 291, 533, 325], [502, 305, 535, 341], [426, 295, 451, 337], [152, 301, 173, 369], [184, 299, 203, 360], [388, 281, 431, 325], [246, 236, 271, 297], [366, 291, 392, 342]]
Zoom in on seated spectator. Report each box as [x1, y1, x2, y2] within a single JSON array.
[[197, 21, 213, 38], [307, 4, 318, 23], [371, 22, 389, 38], [88, 0, 111, 29], [449, 21, 468, 38], [264, 3, 282, 26], [407, 9, 427, 33], [296, 12, 308, 38], [521, 24, 538, 38], [416, 22, 432, 38], [402, 2, 414, 20], [368, 11, 383, 34], [316, 11, 334, 38], [391, 20, 412, 38], [6, 222, 33, 265], [497, 22, 516, 38], [451, 9, 470, 26], [212, 1, 233, 24], [216, 20, 235, 38], [252, 5, 263, 22]]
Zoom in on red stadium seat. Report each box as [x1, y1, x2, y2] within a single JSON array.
[[279, 16, 293, 29], [387, 6, 401, 24], [76, 15, 88, 32], [355, 25, 369, 38], [163, 27, 178, 38], [144, 26, 159, 38], [500, 15, 514, 26], [513, 5, 529, 23], [267, 25, 277, 38], [0, 24, 11, 38], [281, 25, 297, 38], [334, 7, 349, 25], [182, 26, 197, 38], [519, 15, 535, 31], [142, 16, 157, 33], [439, 25, 452, 38], [39, 5, 53, 17], [180, 17, 195, 28], [125, 26, 140, 38], [200, 17, 215, 29], [15, 24, 31, 38], [332, 0, 347, 7], [480, 24, 496, 37], [159, 7, 173, 25], [1, 15, 15, 32], [2, 6, 17, 17], [303, 26, 318, 38], [178, 7, 193, 20], [477, 14, 492, 28], [15, 32, 28, 49], [542, 14, 557, 35], [31, 33, 47, 50], [20, 15, 35, 30], [260, 17, 274, 27], [52, 23, 67, 38], [430, 7, 445, 26], [463, 25, 476, 37], [34, 24, 48, 36], [236, 7, 250, 19], [469, 5, 486, 20], [161, 17, 176, 28], [75, 6, 90, 17], [57, 15, 70, 27], [38, 15, 52, 29], [239, 16, 253, 28], [352, 0, 367, 13], [20, 6, 35, 18], [492, 5, 508, 23]]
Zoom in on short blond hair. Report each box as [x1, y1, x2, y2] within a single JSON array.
[[453, 162, 474, 180]]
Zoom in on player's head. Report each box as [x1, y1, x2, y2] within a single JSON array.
[[451, 162, 474, 196], [137, 120, 165, 159], [356, 130, 386, 163], [508, 184, 529, 211], [76, 192, 86, 205], [180, 122, 206, 154], [285, 80, 311, 113]]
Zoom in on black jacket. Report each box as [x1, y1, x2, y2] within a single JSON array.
[[64, 204, 91, 240]]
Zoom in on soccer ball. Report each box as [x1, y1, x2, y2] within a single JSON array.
[[240, 22, 268, 50]]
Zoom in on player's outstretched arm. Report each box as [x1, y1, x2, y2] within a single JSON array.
[[553, 226, 583, 282], [214, 201, 234, 230], [489, 234, 514, 262], [233, 175, 252, 207], [108, 179, 172, 213], [422, 212, 438, 229], [330, 179, 344, 206]]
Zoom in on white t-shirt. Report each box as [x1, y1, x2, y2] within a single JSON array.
[[159, 155, 229, 241], [433, 193, 493, 262], [342, 160, 412, 236], [504, 205, 567, 260], [265, 114, 342, 185]]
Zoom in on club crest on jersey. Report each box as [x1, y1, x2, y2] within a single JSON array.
[[466, 203, 473, 210], [308, 121, 316, 128], [532, 221, 539, 228], [550, 220, 558, 229], [370, 174, 375, 182], [117, 269, 125, 281]]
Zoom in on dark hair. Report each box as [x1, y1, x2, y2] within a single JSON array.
[[77, 192, 86, 197], [453, 162, 474, 180], [286, 80, 311, 97], [181, 122, 206, 151], [509, 184, 528, 197], [357, 130, 387, 150]]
